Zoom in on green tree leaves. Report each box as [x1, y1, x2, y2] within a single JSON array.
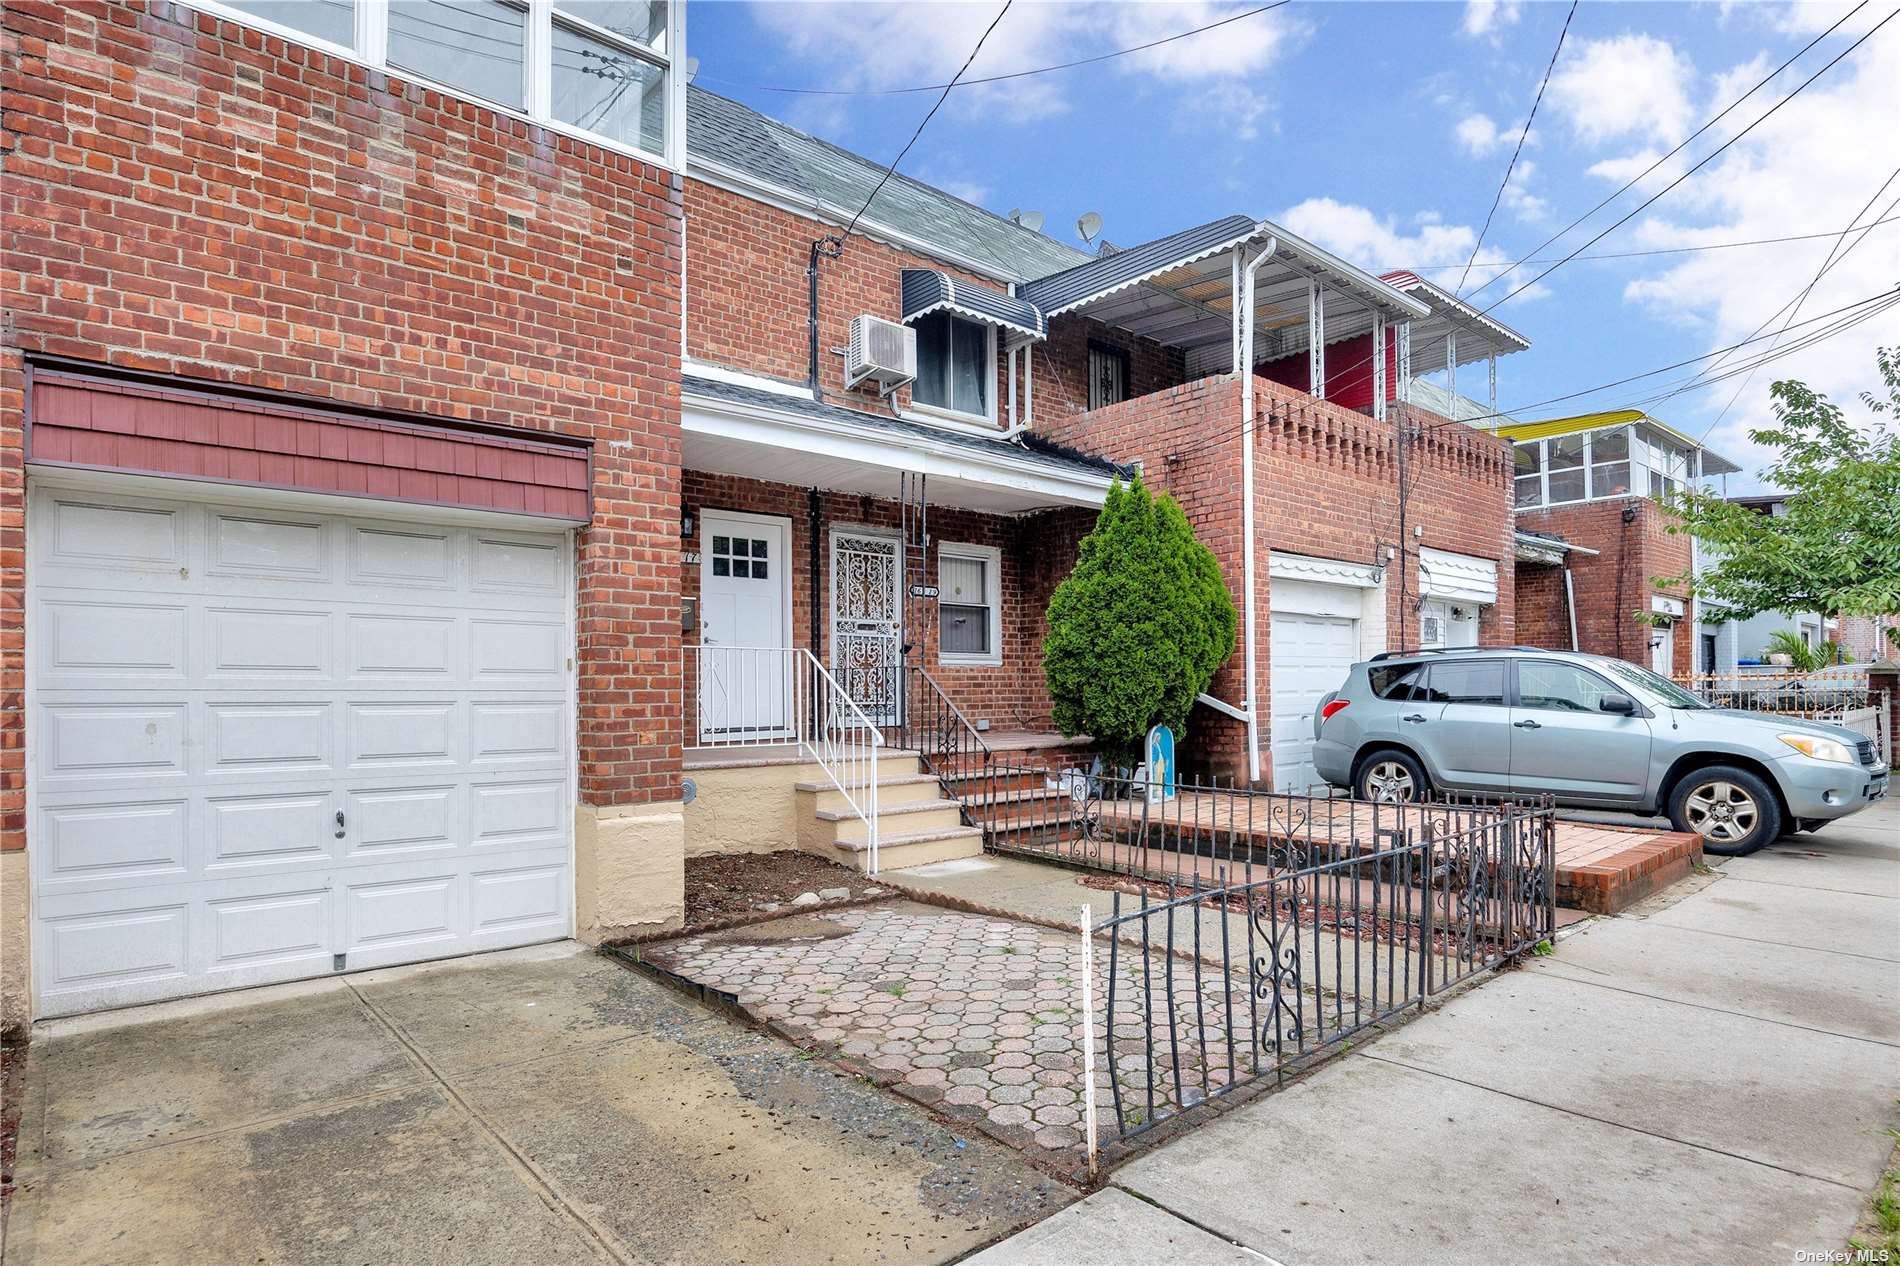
[[1042, 477, 1237, 761], [1667, 345, 1900, 623]]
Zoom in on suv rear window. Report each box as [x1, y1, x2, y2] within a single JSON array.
[[1370, 663, 1429, 700], [1418, 659, 1506, 705]]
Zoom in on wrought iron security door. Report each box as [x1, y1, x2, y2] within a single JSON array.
[[831, 530, 903, 724]]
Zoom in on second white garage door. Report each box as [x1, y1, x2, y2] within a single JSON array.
[[1269, 611, 1360, 792], [29, 481, 575, 1017]]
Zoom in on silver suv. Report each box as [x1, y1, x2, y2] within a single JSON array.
[[1311, 647, 1889, 855]]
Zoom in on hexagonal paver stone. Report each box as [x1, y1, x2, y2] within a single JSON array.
[[942, 1084, 988, 1106], [1034, 1125, 1082, 1150], [987, 1105, 1033, 1127]]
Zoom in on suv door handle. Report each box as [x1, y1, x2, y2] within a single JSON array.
[[1402, 714, 1427, 724], [1513, 719, 1542, 730]]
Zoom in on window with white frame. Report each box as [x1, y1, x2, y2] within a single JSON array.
[[911, 311, 992, 420], [189, 1, 682, 168], [938, 543, 1001, 665]]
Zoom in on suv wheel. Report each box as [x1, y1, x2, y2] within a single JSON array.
[[1668, 766, 1782, 856], [1355, 751, 1429, 803]]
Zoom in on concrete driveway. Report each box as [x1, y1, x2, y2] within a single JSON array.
[[1, 944, 1071, 1266]]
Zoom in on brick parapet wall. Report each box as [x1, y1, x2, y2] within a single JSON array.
[[1, 0, 687, 830]]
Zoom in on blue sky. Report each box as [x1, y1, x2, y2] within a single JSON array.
[[688, 1, 1900, 493]]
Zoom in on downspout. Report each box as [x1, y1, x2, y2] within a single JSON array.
[[1563, 556, 1580, 652], [807, 235, 844, 401], [1240, 238, 1276, 787]]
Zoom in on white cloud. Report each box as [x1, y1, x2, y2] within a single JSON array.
[[1277, 198, 1481, 271], [1462, 0, 1521, 40], [1608, 33, 1900, 487], [1456, 112, 1503, 155], [1501, 159, 1548, 222], [1549, 34, 1696, 147], [743, 0, 1298, 127]]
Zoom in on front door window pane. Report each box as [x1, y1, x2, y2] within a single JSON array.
[[389, 0, 526, 109]]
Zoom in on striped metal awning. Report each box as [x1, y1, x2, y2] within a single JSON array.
[[901, 269, 1046, 341]]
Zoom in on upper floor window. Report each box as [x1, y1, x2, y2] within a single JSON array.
[[1513, 424, 1701, 510], [912, 311, 992, 420], [1088, 342, 1129, 410], [188, 1, 682, 168]]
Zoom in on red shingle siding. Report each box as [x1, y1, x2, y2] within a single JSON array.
[[29, 371, 593, 519], [1515, 498, 1693, 673], [0, 0, 687, 839]]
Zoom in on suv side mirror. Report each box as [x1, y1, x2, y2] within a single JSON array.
[[1599, 694, 1637, 716]]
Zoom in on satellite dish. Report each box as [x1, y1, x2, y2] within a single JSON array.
[[1077, 211, 1103, 245], [1008, 207, 1022, 221], [1018, 210, 1045, 233], [683, 55, 699, 83]]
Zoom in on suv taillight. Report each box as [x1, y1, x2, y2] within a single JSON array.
[[1320, 699, 1351, 723]]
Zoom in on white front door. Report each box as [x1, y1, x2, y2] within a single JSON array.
[[698, 512, 791, 741], [1269, 611, 1360, 791], [28, 481, 575, 1017], [831, 529, 903, 725], [1651, 624, 1674, 676]]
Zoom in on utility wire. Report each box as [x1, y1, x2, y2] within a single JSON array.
[[698, 2, 1290, 97], [1386, 215, 1900, 272], [1455, 0, 1577, 297], [840, 0, 1014, 241], [1684, 168, 1900, 443]]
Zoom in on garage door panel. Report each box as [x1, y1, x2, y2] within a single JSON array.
[[206, 510, 332, 582], [347, 701, 459, 768], [37, 799, 191, 889], [347, 521, 458, 590], [1269, 610, 1359, 793], [29, 483, 576, 1017], [344, 784, 460, 858], [205, 606, 334, 679], [348, 612, 458, 680]]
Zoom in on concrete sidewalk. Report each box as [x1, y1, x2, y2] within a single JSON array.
[[969, 798, 1899, 1265]]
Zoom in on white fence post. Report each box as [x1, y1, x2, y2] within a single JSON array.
[[1079, 903, 1099, 1180]]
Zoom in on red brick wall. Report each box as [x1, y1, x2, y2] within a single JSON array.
[[1, 0, 687, 834], [1514, 562, 1571, 650], [1039, 376, 1515, 783], [680, 470, 1093, 736], [1515, 498, 1693, 674]]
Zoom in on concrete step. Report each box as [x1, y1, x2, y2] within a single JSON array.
[[686, 747, 922, 779], [820, 799, 967, 845], [830, 825, 985, 872], [794, 772, 943, 813]]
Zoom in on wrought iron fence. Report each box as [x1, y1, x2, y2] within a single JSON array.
[[1081, 798, 1554, 1156], [1674, 669, 1890, 765]]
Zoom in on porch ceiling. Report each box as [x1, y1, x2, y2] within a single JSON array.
[[682, 375, 1115, 514]]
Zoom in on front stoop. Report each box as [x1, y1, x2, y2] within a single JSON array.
[[795, 757, 984, 872], [1556, 827, 1704, 914]]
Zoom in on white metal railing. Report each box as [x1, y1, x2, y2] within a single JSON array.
[[690, 644, 885, 872]]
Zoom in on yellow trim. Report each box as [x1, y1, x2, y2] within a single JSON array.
[[1497, 409, 1712, 454]]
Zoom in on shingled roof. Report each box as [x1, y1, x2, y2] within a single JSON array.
[[686, 86, 1090, 282]]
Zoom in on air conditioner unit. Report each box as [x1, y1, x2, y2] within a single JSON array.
[[846, 315, 917, 395]]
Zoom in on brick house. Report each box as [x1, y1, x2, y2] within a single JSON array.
[[1502, 409, 1740, 677], [0, 0, 1520, 1029]]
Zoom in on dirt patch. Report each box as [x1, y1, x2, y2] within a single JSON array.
[[684, 850, 886, 930], [1, 1037, 24, 1227]]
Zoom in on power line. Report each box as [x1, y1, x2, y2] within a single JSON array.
[[696, 2, 1291, 98], [1386, 215, 1900, 272], [1459, 0, 1872, 307], [1455, 0, 1577, 297], [1682, 173, 1900, 441], [840, 1, 1015, 242]]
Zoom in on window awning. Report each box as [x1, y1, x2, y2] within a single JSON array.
[[901, 269, 1046, 342]]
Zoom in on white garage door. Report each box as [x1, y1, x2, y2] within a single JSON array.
[[1269, 611, 1359, 792], [28, 482, 575, 1017]]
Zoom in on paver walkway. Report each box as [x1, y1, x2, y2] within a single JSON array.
[[971, 797, 1900, 1264]]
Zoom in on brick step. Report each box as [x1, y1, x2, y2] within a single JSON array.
[[830, 825, 985, 873]]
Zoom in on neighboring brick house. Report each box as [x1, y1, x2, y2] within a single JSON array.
[[1502, 410, 1740, 678], [0, 0, 1523, 1029], [1, 0, 692, 1029]]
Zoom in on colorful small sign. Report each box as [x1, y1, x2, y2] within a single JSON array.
[[1145, 724, 1176, 804]]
